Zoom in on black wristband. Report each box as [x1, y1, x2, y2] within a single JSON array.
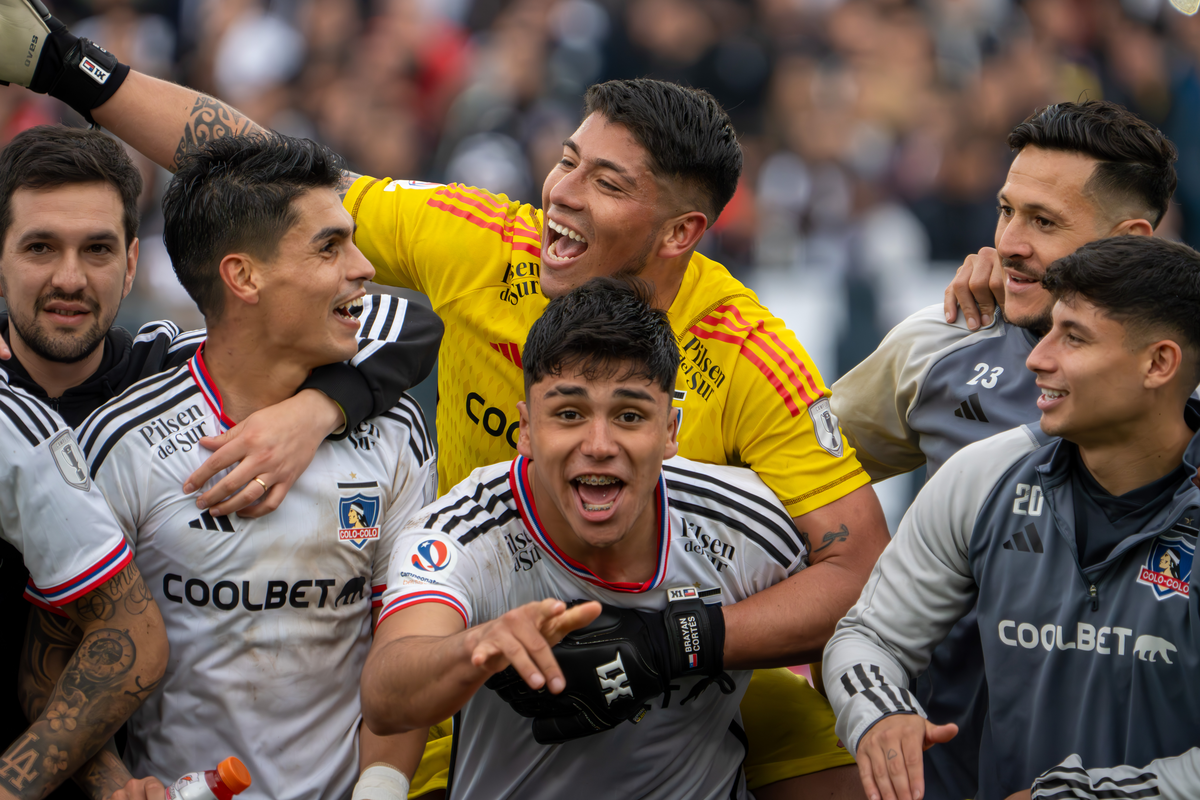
[[29, 18, 128, 124], [661, 587, 725, 680]]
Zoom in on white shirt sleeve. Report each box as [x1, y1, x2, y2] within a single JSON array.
[[822, 427, 1040, 754], [0, 386, 132, 609], [1032, 749, 1200, 800]]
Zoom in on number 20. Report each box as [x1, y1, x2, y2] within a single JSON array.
[[967, 363, 1004, 389], [1013, 483, 1043, 516]]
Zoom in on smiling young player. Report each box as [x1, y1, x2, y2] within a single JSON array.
[[825, 236, 1200, 800], [362, 277, 812, 799]]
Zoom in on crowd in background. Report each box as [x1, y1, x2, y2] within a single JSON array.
[[3, 0, 1199, 519]]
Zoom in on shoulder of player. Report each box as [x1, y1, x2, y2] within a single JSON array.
[[358, 178, 542, 246], [367, 393, 435, 464], [674, 257, 765, 338], [77, 365, 202, 467], [663, 456, 803, 568], [924, 426, 1046, 510], [414, 462, 517, 546], [885, 303, 1012, 365], [0, 379, 66, 449]]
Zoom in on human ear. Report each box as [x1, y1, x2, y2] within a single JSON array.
[[1144, 339, 1183, 390], [517, 400, 534, 458], [219, 253, 262, 306]]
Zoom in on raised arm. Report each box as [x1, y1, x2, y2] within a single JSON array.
[[4, 563, 167, 800]]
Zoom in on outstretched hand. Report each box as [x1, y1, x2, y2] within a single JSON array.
[[183, 389, 344, 518], [467, 599, 602, 693], [943, 247, 1005, 331], [855, 713, 958, 800]]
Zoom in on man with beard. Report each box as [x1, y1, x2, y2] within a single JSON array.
[[0, 6, 897, 794], [830, 101, 1177, 800], [0, 126, 441, 799]]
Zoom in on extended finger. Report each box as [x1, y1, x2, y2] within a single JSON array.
[[194, 454, 270, 511], [207, 478, 269, 518], [184, 431, 248, 494], [543, 601, 601, 643], [857, 751, 883, 800], [512, 614, 566, 693], [904, 736, 926, 800], [882, 736, 918, 800], [231, 482, 287, 518], [952, 265, 982, 330], [869, 742, 902, 800]]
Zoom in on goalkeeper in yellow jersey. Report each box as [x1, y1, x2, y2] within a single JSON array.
[[0, 4, 888, 797]]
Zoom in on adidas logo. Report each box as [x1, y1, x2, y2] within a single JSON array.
[[490, 342, 523, 368], [954, 393, 990, 422], [1002, 523, 1044, 553], [189, 511, 234, 533]]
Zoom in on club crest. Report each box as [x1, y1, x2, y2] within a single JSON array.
[[1136, 532, 1193, 601], [338, 493, 381, 549]]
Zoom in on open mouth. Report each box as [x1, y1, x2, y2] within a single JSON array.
[[572, 474, 624, 513], [546, 219, 589, 262], [334, 297, 364, 320], [1038, 387, 1068, 410], [1006, 270, 1040, 288]]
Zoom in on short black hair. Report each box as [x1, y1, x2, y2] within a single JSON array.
[[584, 79, 742, 227], [1042, 236, 1200, 381], [0, 125, 142, 252], [162, 133, 345, 319], [1008, 100, 1177, 227], [523, 276, 679, 396]]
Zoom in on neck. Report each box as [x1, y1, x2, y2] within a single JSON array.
[[1075, 404, 1193, 496], [639, 253, 691, 311], [527, 460, 660, 585], [7, 326, 105, 398], [202, 323, 311, 423]]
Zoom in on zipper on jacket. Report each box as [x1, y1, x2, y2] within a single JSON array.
[[1088, 583, 1098, 611]]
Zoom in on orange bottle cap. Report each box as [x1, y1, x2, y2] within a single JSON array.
[[217, 757, 251, 794]]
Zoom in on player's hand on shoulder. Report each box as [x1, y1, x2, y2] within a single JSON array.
[[183, 389, 343, 518], [944, 247, 1003, 331], [466, 598, 601, 692], [855, 713, 957, 800], [109, 775, 166, 800]]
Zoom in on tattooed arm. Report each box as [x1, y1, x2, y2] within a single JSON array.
[[88, 72, 360, 193], [5, 563, 168, 800]]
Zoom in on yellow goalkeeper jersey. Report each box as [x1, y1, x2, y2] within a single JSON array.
[[345, 176, 868, 516]]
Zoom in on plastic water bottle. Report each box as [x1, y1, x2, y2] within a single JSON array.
[[166, 757, 252, 800]]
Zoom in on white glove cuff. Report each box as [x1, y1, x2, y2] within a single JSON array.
[[352, 764, 410, 800]]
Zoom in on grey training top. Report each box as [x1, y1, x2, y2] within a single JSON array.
[[823, 422, 1200, 800]]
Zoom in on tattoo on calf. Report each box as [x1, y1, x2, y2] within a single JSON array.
[[173, 96, 263, 170]]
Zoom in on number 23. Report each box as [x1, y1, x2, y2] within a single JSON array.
[[967, 363, 1003, 389]]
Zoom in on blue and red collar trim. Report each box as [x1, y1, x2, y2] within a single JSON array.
[[508, 455, 670, 593], [187, 344, 237, 432]]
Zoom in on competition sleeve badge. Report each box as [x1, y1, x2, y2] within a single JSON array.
[[49, 430, 91, 491], [1136, 532, 1194, 600], [808, 397, 844, 458], [338, 491, 381, 549]]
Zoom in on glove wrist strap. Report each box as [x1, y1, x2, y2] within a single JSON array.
[[34, 30, 129, 123], [662, 591, 725, 679]]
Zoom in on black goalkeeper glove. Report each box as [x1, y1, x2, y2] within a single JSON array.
[[0, 0, 129, 123], [485, 589, 733, 745]]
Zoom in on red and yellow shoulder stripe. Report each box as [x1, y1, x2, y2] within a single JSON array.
[[425, 184, 542, 257]]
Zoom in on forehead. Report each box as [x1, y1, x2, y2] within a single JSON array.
[[278, 187, 352, 243], [7, 182, 125, 240], [1003, 146, 1100, 215], [568, 113, 655, 177], [530, 360, 670, 402], [1052, 296, 1122, 335]]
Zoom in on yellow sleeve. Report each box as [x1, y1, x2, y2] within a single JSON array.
[[718, 303, 869, 518], [343, 177, 544, 307]]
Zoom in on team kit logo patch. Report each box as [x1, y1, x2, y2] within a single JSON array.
[[1136, 533, 1193, 600], [407, 537, 457, 575], [338, 493, 381, 549]]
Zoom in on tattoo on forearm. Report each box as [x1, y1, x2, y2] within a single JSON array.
[[173, 95, 264, 170], [4, 564, 160, 799], [337, 171, 363, 202], [799, 524, 851, 555], [73, 740, 131, 800]]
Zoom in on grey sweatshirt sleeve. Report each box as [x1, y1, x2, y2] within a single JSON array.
[[822, 426, 1041, 754], [830, 303, 992, 481], [1032, 749, 1200, 800]]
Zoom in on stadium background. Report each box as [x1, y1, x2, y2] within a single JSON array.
[[2, 0, 1198, 524]]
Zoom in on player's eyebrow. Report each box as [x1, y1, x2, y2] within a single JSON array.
[[1058, 318, 1095, 338], [562, 138, 636, 186], [543, 384, 588, 399], [18, 229, 119, 245], [997, 191, 1060, 219], [613, 387, 654, 401], [311, 225, 353, 244]]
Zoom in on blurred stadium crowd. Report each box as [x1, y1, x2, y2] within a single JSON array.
[[2, 0, 1198, 466]]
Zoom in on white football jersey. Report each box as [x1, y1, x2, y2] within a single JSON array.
[[379, 455, 807, 800], [0, 378, 131, 608], [77, 347, 436, 800]]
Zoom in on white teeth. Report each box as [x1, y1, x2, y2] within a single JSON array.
[[576, 475, 619, 485], [548, 220, 586, 243], [1042, 389, 1066, 399], [582, 501, 615, 512]]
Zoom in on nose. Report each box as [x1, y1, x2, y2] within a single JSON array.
[[996, 215, 1034, 261], [547, 165, 585, 213], [50, 251, 88, 294], [346, 239, 376, 284], [1026, 333, 1054, 375], [580, 417, 618, 460]]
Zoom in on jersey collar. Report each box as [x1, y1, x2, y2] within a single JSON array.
[[508, 455, 670, 593], [187, 344, 237, 432]]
